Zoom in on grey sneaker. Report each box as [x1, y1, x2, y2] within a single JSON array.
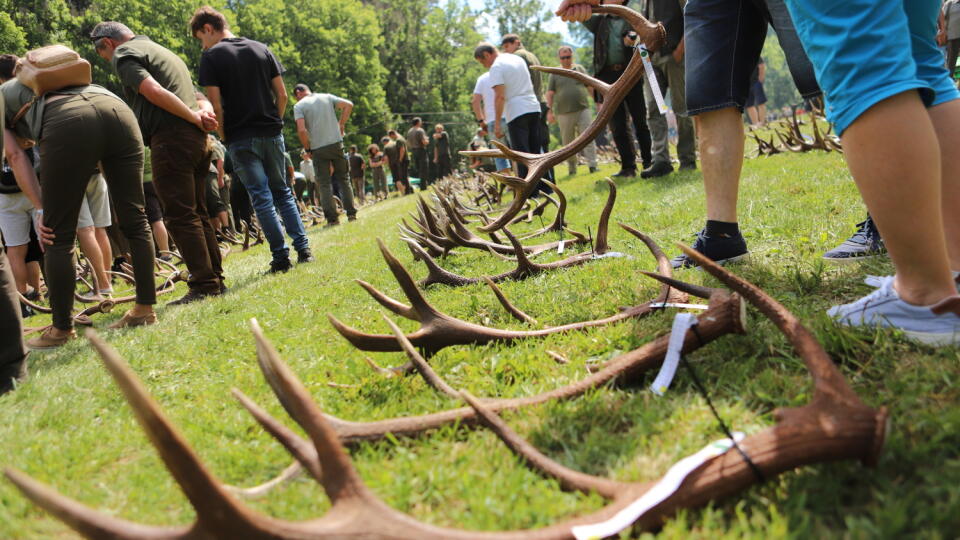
[[828, 276, 960, 346], [823, 215, 885, 262]]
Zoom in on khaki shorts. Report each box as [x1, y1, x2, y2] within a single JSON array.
[[77, 173, 112, 229], [0, 192, 35, 246]]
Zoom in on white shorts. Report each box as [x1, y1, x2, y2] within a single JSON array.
[[77, 173, 112, 230], [0, 192, 36, 247]]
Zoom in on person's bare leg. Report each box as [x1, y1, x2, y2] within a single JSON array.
[[697, 107, 744, 222], [77, 226, 109, 293], [842, 91, 955, 305], [6, 245, 29, 293], [26, 261, 40, 293], [151, 220, 169, 252], [746, 106, 759, 126], [94, 227, 112, 281], [928, 99, 960, 270], [758, 103, 767, 126]]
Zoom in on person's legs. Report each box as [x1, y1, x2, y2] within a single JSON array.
[[0, 248, 27, 395], [0, 193, 34, 293], [328, 147, 356, 219], [575, 107, 598, 170], [6, 245, 29, 293], [699, 108, 745, 223], [76, 226, 110, 293], [556, 111, 579, 174], [228, 138, 291, 263], [262, 136, 309, 253], [598, 68, 637, 173], [94, 228, 112, 280], [352, 175, 364, 203], [152, 126, 221, 295], [624, 74, 652, 168], [666, 57, 697, 168], [507, 112, 552, 194], [930, 100, 960, 271], [314, 151, 338, 223]]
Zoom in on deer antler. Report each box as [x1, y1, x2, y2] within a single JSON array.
[[329, 222, 684, 356], [459, 4, 664, 232]]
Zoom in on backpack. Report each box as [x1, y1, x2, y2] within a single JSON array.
[[11, 45, 91, 128]]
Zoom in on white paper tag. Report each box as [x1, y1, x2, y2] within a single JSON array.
[[557, 240, 565, 254], [639, 45, 668, 114], [649, 302, 710, 310], [591, 251, 633, 260], [571, 432, 745, 540], [650, 313, 698, 396]]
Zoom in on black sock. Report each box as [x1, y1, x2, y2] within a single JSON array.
[[705, 220, 740, 237]]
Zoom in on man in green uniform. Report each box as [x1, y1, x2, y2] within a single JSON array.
[[546, 46, 598, 176], [92, 21, 225, 304]]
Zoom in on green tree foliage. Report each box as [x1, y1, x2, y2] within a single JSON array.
[[761, 28, 804, 113]]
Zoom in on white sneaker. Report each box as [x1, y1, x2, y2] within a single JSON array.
[[828, 276, 960, 346]]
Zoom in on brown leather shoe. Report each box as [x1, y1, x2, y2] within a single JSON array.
[[26, 327, 77, 350], [107, 311, 158, 329]]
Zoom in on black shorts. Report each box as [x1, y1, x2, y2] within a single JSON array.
[[142, 181, 163, 224]]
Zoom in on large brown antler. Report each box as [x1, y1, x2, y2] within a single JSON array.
[[460, 4, 664, 232], [329, 223, 686, 356]]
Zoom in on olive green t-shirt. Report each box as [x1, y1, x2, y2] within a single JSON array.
[[547, 63, 590, 115], [383, 140, 400, 163], [513, 47, 544, 101], [112, 35, 199, 142]]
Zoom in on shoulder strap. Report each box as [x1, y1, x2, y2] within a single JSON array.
[[11, 96, 38, 126]]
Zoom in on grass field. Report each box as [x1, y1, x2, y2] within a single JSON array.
[[1, 141, 958, 538]]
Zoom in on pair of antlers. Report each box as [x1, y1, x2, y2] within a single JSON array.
[[460, 3, 666, 232], [5, 246, 887, 539]]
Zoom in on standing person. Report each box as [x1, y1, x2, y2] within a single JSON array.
[[473, 43, 553, 194], [545, 46, 599, 176], [580, 0, 653, 177], [191, 6, 312, 273], [406, 117, 430, 188], [501, 33, 554, 181], [775, 0, 960, 343], [387, 130, 409, 194], [141, 147, 171, 258], [638, 0, 697, 178], [745, 58, 768, 127], [292, 83, 357, 225], [76, 173, 114, 297], [3, 61, 159, 348], [471, 72, 511, 171], [347, 144, 366, 204], [0, 79, 27, 395], [558, 0, 823, 267], [432, 124, 452, 179], [299, 150, 317, 207], [368, 143, 388, 200], [92, 21, 226, 303]]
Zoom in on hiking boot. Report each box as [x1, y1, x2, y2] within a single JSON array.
[[589, 166, 599, 174], [324, 220, 340, 228], [0, 357, 28, 397], [167, 289, 213, 306], [297, 248, 315, 264], [828, 276, 960, 346], [26, 327, 76, 350], [612, 169, 636, 178], [670, 228, 749, 269], [268, 258, 293, 274], [108, 310, 158, 329], [823, 215, 886, 262], [20, 303, 34, 319], [640, 161, 673, 178], [679, 162, 697, 171]]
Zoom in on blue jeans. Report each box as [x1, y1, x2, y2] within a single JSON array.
[[227, 135, 308, 261]]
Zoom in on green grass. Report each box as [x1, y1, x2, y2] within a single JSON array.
[[1, 143, 958, 538]]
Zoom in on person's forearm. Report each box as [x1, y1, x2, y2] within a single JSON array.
[[4, 132, 43, 209], [298, 129, 311, 152], [339, 104, 353, 133], [212, 103, 225, 139], [276, 93, 287, 120], [147, 87, 198, 125], [472, 95, 484, 121], [495, 94, 506, 124], [546, 90, 555, 109]]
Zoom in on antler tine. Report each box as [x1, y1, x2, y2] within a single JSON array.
[[248, 318, 366, 502], [381, 314, 459, 399], [403, 237, 480, 287], [3, 468, 187, 539], [459, 391, 626, 499], [461, 148, 507, 159], [483, 277, 538, 325], [85, 329, 259, 529], [532, 65, 611, 97], [355, 279, 421, 321], [489, 171, 529, 190], [376, 238, 441, 317], [594, 178, 616, 254], [618, 223, 688, 302], [676, 244, 864, 408], [640, 271, 720, 300], [500, 227, 538, 276], [488, 139, 538, 164]]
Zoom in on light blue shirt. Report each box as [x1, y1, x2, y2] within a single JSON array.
[[293, 92, 349, 149]]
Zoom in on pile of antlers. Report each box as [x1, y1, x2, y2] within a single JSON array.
[[4, 247, 888, 539], [751, 110, 843, 157]]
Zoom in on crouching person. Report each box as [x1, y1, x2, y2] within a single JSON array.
[[2, 57, 158, 349]]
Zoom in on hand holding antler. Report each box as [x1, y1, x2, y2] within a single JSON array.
[[556, 0, 599, 22]]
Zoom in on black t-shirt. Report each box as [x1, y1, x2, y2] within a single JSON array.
[[0, 147, 36, 194], [348, 153, 364, 177], [198, 37, 284, 142]]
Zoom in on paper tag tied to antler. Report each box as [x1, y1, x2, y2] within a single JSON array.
[[570, 432, 745, 540], [650, 313, 698, 396], [638, 45, 668, 114]]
